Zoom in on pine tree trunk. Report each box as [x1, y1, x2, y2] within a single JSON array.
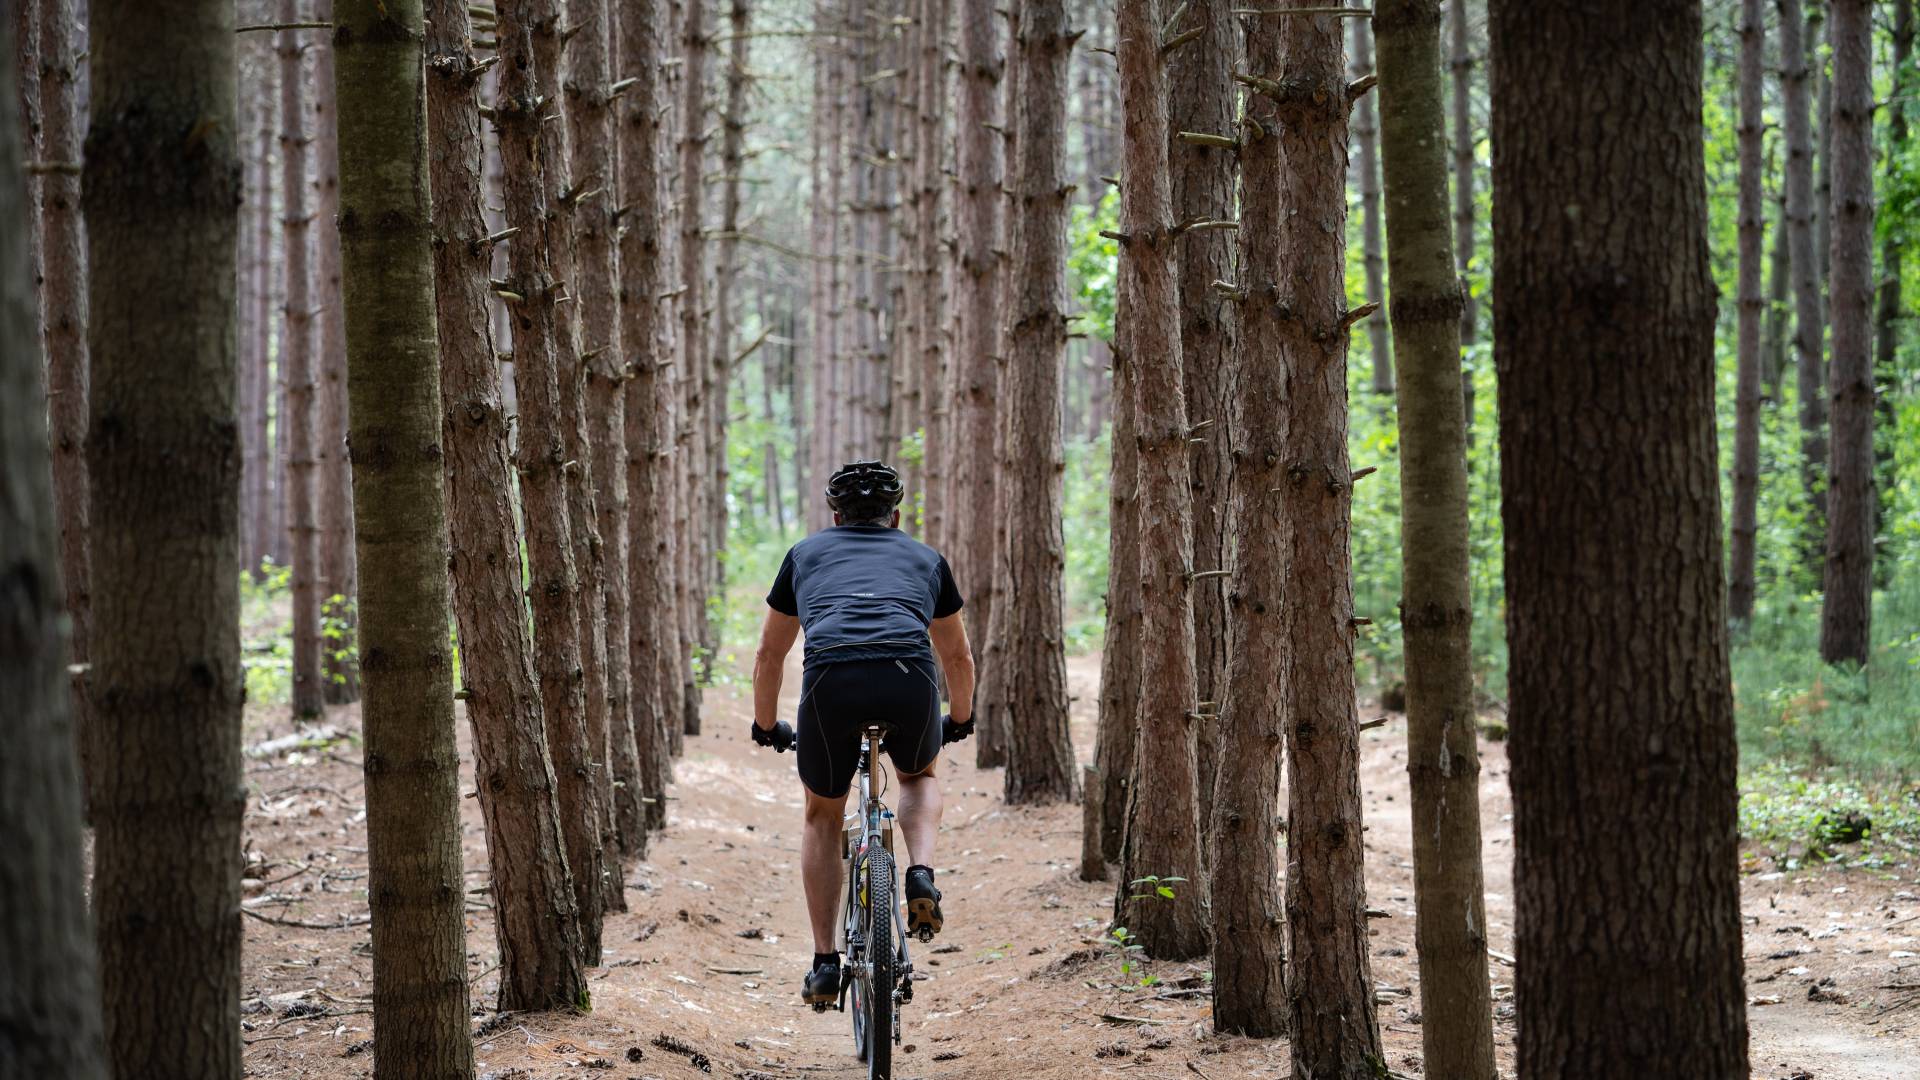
[[1730, 0, 1766, 624], [12, 0, 40, 311], [1448, 0, 1474, 421], [1813, 3, 1831, 286], [331, 3, 478, 1069], [0, 37, 108, 1071], [680, 0, 714, 730], [248, 99, 279, 575], [497, 0, 608, 966], [1879, 0, 1912, 521], [1818, 0, 1872, 665], [1111, 0, 1208, 961], [949, 0, 1002, 730], [313, 6, 360, 705], [1351, 15, 1392, 394], [1372, 2, 1494, 1074], [914, 0, 950, 549], [1490, 1, 1751, 1073], [425, 0, 591, 1010], [618, 0, 680, 828], [1209, 6, 1290, 1038], [996, 0, 1075, 805], [1093, 256, 1139, 872], [1783, 0, 1827, 535], [34, 0, 92, 809], [85, 0, 246, 1072], [1165, 0, 1235, 818], [1767, 157, 1791, 400], [280, 5, 325, 721], [711, 0, 751, 598]]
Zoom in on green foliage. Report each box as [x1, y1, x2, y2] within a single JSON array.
[[1104, 925, 1157, 989], [321, 593, 357, 687], [1738, 762, 1920, 871], [1068, 191, 1120, 343]]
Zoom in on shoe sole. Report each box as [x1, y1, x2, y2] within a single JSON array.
[[907, 897, 943, 937], [802, 989, 838, 1006]]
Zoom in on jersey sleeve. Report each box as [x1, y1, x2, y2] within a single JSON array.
[[767, 550, 800, 616], [932, 554, 964, 618]]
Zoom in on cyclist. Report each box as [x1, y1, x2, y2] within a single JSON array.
[[749, 460, 976, 1007]]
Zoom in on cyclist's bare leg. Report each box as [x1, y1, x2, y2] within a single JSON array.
[[896, 760, 940, 869], [802, 788, 849, 954]]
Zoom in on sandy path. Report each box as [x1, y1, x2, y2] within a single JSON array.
[[236, 653, 1920, 1079]]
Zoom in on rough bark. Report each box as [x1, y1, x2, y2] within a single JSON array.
[[1730, 0, 1766, 623], [679, 0, 714, 730], [995, 0, 1075, 805], [948, 0, 1002, 730], [1879, 0, 1912, 523], [1111, 0, 1208, 961], [1351, 15, 1392, 393], [1818, 0, 1872, 665], [1165, 0, 1235, 813], [0, 32, 108, 1071], [1091, 263, 1139, 871], [496, 0, 607, 966], [1448, 0, 1474, 421], [247, 91, 279, 575], [1489, 1, 1752, 1074], [425, 0, 591, 1010], [1209, 7, 1290, 1038], [913, 0, 950, 549], [1814, 2, 1831, 286], [710, 0, 752, 606], [314, 4, 361, 705], [33, 0, 91, 809], [331, 3, 478, 1070], [565, 0, 633, 905], [618, 0, 679, 827], [1782, 0, 1827, 534], [1372, 1, 1495, 1074], [280, 4, 325, 721], [84, 0, 246, 1072], [1767, 163, 1791, 400]]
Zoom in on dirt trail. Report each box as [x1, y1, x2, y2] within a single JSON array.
[[237, 653, 1920, 1079]]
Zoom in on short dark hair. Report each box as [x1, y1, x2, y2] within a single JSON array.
[[838, 506, 894, 527]]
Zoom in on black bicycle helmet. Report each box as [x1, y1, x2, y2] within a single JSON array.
[[825, 459, 905, 521]]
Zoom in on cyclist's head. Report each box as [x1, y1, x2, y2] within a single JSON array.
[[825, 459, 904, 526]]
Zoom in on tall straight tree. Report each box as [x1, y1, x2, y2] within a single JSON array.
[[1208, 3, 1289, 1038], [85, 0, 245, 1072], [245, 77, 279, 575], [1819, 0, 1873, 664], [280, 6, 324, 720], [1166, 0, 1236, 804], [1878, 0, 1912, 515], [1782, 0, 1826, 535], [1448, 0, 1474, 420], [1730, 0, 1766, 623], [1111, 0, 1209, 961], [424, 0, 590, 1009], [1091, 260, 1140, 872], [995, 0, 1076, 804], [1254, 7, 1384, 1073], [1373, 1, 1495, 1074], [619, 0, 680, 832], [34, 0, 90, 805], [495, 0, 608, 965], [679, 0, 715, 732], [0, 26, 107, 1069], [1490, 0, 1751, 1073], [912, 0, 951, 549], [710, 0, 753, 601], [331, 2, 476, 1072], [313, 3, 359, 705], [1350, 14, 1391, 393]]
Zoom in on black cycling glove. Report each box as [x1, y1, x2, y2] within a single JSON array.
[[941, 714, 975, 745], [751, 719, 796, 753]]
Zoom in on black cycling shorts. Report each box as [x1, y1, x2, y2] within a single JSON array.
[[796, 657, 942, 798]]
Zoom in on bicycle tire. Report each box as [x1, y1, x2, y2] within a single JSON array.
[[861, 846, 896, 1080]]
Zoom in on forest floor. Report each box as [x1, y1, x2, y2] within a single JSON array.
[[235, 651, 1920, 1080]]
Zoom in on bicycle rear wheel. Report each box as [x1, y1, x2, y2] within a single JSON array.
[[850, 846, 895, 1079]]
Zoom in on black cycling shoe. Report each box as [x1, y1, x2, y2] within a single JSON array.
[[905, 865, 943, 940], [802, 953, 842, 1007]]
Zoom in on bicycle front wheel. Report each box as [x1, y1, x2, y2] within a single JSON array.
[[851, 846, 895, 1080]]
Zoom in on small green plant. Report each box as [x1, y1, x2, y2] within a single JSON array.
[[1126, 874, 1186, 903], [1105, 925, 1153, 988], [321, 593, 357, 687]]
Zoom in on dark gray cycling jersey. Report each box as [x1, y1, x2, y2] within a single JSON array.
[[767, 523, 963, 669]]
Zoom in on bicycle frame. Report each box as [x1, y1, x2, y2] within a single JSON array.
[[840, 725, 913, 1041]]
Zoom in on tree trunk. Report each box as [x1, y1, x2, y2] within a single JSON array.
[[85, 0, 246, 1072], [1490, 1, 1752, 1073], [0, 35, 108, 1071], [1373, 2, 1494, 1074], [1092, 264, 1139, 871], [1766, 157, 1790, 401], [1818, 0, 1872, 665], [496, 0, 608, 966], [914, 0, 950, 549], [618, 0, 680, 828], [331, 3, 478, 1070], [248, 94, 279, 576], [680, 0, 714, 730], [1111, 0, 1208, 961], [1783, 0, 1827, 536], [1351, 15, 1392, 394], [280, 5, 324, 721], [1879, 0, 1912, 526], [1448, 0, 1474, 423], [564, 0, 635, 904], [711, 0, 752, 602], [313, 5, 360, 706], [425, 0, 591, 1010], [1814, 3, 1831, 287], [1209, 6, 1291, 1038], [34, 0, 91, 810], [1166, 0, 1236, 818], [949, 0, 1002, 733], [1730, 0, 1766, 624], [996, 0, 1075, 805]]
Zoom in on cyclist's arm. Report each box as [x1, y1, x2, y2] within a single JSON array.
[[930, 613, 974, 723], [753, 607, 801, 730]]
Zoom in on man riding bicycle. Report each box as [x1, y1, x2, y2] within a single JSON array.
[[749, 460, 976, 1007]]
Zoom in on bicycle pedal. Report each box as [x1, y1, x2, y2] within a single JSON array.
[[810, 1002, 830, 1014], [915, 927, 934, 943]]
